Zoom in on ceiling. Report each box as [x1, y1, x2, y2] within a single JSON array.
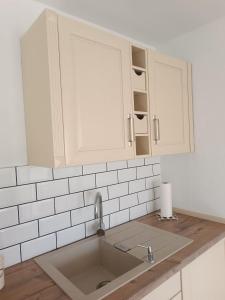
[[37, 0, 225, 45]]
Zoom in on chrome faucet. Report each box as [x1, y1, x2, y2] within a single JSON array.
[[137, 244, 155, 263], [94, 192, 105, 236]]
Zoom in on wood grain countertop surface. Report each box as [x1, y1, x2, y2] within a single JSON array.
[[1, 212, 225, 300]]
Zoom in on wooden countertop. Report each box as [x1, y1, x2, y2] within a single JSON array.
[[1, 212, 225, 300]]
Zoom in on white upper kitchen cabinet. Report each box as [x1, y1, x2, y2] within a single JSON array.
[[21, 10, 194, 168], [21, 10, 134, 168], [148, 50, 194, 156]]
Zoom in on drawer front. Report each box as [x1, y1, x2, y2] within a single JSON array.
[[132, 69, 146, 91], [134, 114, 148, 134], [141, 272, 181, 300]]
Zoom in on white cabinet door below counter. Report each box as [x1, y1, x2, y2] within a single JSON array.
[[182, 238, 225, 300], [141, 272, 181, 300]]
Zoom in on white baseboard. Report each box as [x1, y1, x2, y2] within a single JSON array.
[[174, 207, 225, 224]]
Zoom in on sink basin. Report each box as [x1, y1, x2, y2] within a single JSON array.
[[36, 236, 145, 300], [60, 239, 141, 295], [36, 221, 192, 300]]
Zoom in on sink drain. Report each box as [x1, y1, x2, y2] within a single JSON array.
[[96, 280, 111, 289]]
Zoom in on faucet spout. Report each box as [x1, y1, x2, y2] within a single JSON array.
[[94, 192, 105, 236], [137, 244, 155, 263]]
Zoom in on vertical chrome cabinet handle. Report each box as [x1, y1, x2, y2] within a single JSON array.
[[153, 115, 160, 144], [128, 114, 134, 146]]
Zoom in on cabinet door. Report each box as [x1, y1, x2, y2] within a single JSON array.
[[58, 16, 134, 165], [141, 272, 181, 300], [148, 51, 192, 155], [182, 239, 225, 300]]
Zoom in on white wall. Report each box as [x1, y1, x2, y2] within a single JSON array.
[[159, 16, 225, 218], [0, 0, 50, 167]]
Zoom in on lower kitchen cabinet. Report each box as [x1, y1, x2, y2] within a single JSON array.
[[182, 238, 225, 300], [141, 238, 225, 300], [141, 272, 181, 300]]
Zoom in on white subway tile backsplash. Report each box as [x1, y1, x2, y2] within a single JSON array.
[[0, 245, 21, 267], [137, 165, 153, 179], [17, 166, 52, 185], [103, 198, 119, 215], [145, 156, 160, 165], [96, 171, 118, 187], [19, 199, 54, 223], [129, 179, 145, 193], [107, 160, 127, 171], [0, 168, 16, 188], [146, 177, 154, 189], [146, 201, 154, 213], [0, 207, 18, 229], [118, 168, 136, 183], [127, 158, 144, 168], [138, 189, 154, 204], [53, 166, 82, 179], [83, 163, 106, 175], [153, 164, 161, 175], [154, 187, 161, 199], [71, 206, 94, 226], [0, 159, 161, 267], [147, 199, 160, 213], [152, 175, 161, 188], [57, 224, 85, 247], [86, 216, 110, 237], [37, 179, 68, 200], [154, 198, 160, 210], [130, 203, 147, 220], [145, 172, 160, 190], [55, 193, 84, 213], [69, 175, 95, 193], [108, 182, 128, 199], [21, 234, 56, 261], [0, 184, 36, 208], [120, 194, 138, 210], [110, 209, 129, 227], [0, 221, 38, 249], [84, 187, 108, 206], [39, 212, 70, 236]]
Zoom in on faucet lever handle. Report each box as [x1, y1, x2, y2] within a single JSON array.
[[137, 244, 149, 249]]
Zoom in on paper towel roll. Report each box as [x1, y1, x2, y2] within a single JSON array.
[[160, 182, 173, 218], [0, 256, 5, 290]]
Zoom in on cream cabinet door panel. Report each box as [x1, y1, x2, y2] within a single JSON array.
[[141, 272, 181, 300], [148, 51, 191, 155], [58, 16, 134, 165], [182, 239, 225, 300]]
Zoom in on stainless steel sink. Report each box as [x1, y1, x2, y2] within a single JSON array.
[[36, 221, 192, 300]]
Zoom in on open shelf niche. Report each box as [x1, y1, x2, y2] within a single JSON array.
[[131, 45, 151, 156], [133, 91, 148, 113], [135, 136, 150, 156], [132, 46, 146, 69]]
